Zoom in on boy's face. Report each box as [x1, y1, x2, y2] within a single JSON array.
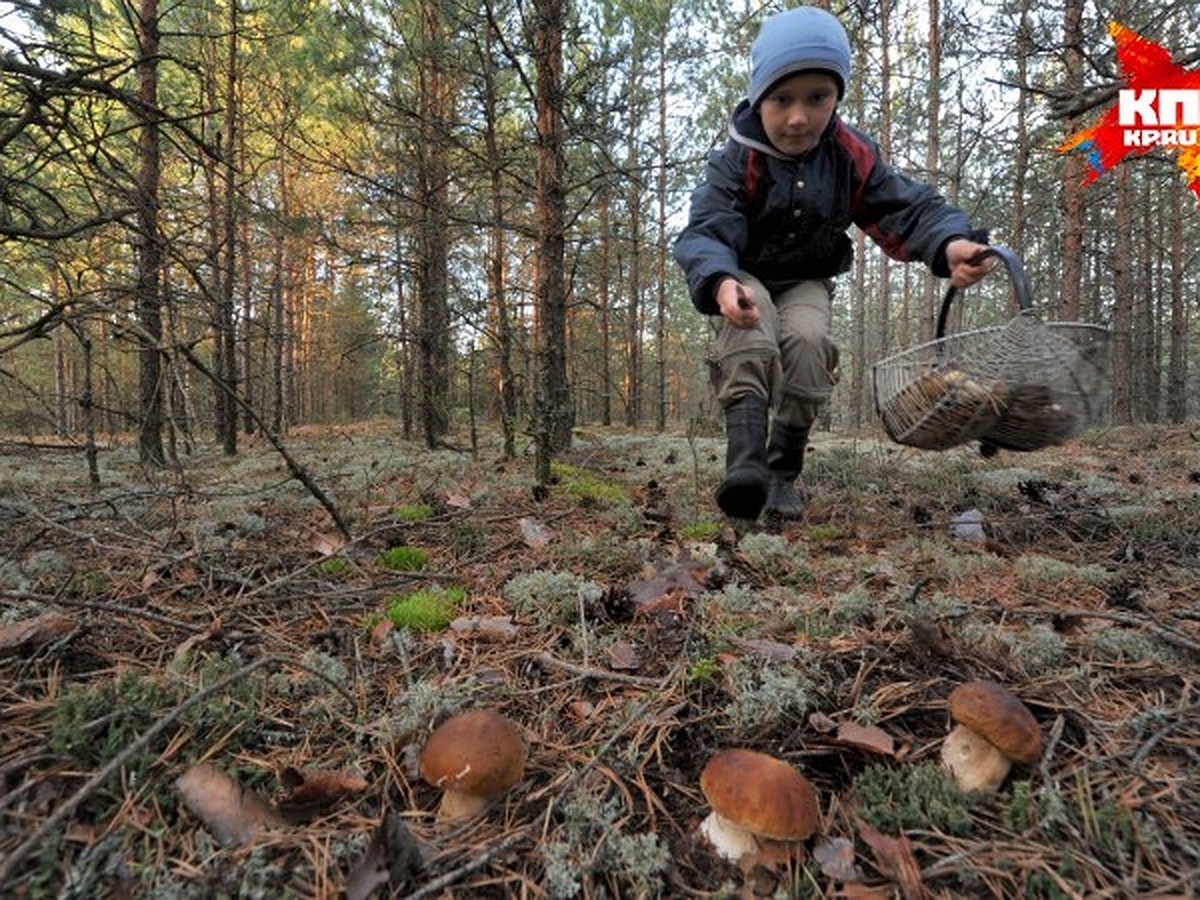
[[759, 72, 839, 156]]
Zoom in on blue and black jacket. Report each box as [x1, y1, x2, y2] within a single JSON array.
[[674, 99, 983, 315]]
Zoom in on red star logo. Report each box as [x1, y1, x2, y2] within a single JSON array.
[[1058, 22, 1200, 207]]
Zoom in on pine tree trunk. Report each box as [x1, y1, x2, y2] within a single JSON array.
[[876, 0, 892, 365], [1135, 175, 1156, 422], [239, 175, 254, 435], [624, 57, 642, 429], [1166, 173, 1187, 423], [135, 0, 165, 465], [52, 268, 67, 436], [655, 35, 668, 432], [1011, 1, 1031, 276], [218, 0, 238, 454], [599, 178, 613, 427], [1058, 0, 1085, 322], [922, 0, 940, 343], [482, 22, 517, 457], [533, 0, 571, 484], [1111, 165, 1133, 425], [417, 0, 451, 448]]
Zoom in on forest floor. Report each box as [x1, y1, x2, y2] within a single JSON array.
[[0, 420, 1198, 899]]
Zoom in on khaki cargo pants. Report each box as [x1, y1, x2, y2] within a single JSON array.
[[708, 272, 839, 430]]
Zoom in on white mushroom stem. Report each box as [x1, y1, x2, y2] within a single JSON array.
[[436, 788, 490, 823], [941, 723, 1012, 793], [698, 810, 760, 862]]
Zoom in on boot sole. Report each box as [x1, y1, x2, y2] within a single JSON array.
[[716, 472, 768, 520]]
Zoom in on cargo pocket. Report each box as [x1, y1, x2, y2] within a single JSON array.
[[710, 343, 779, 408]]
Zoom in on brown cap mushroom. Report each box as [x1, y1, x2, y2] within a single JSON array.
[[941, 681, 1042, 793], [419, 709, 525, 822], [698, 748, 819, 861]]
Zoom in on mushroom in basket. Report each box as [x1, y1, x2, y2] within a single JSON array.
[[981, 384, 1080, 452], [882, 367, 1008, 450]]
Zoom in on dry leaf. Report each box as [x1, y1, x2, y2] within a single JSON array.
[[606, 640, 642, 671], [444, 491, 472, 510], [450, 615, 520, 640], [176, 763, 285, 848], [813, 835, 863, 882], [628, 561, 706, 608], [64, 822, 97, 845], [172, 620, 222, 664], [370, 618, 394, 648], [835, 722, 896, 757], [836, 885, 893, 899], [277, 766, 369, 821], [0, 613, 75, 659], [308, 531, 346, 556], [344, 808, 424, 900], [633, 586, 688, 617], [519, 517, 553, 549], [855, 818, 927, 899], [570, 700, 596, 720], [809, 711, 838, 734], [727, 635, 798, 662]]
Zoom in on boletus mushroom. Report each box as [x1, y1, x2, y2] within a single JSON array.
[[698, 748, 819, 862], [941, 680, 1042, 793], [419, 709, 525, 822]]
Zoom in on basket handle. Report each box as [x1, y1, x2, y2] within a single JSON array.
[[935, 245, 1033, 339]]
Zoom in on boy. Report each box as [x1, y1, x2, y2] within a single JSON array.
[[674, 6, 994, 521]]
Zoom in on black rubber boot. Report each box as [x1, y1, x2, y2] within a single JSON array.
[[764, 422, 809, 519], [716, 396, 769, 520]]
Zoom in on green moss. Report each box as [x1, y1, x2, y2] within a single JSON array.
[[51, 670, 168, 764], [551, 462, 629, 505], [376, 545, 429, 571], [386, 587, 465, 632], [686, 655, 721, 683], [318, 556, 353, 577], [854, 762, 974, 835], [394, 503, 433, 523], [1001, 778, 1037, 832], [679, 519, 721, 541], [806, 523, 843, 542], [64, 570, 112, 598], [51, 658, 259, 777], [794, 611, 837, 639]]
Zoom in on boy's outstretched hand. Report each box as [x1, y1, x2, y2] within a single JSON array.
[[945, 238, 998, 288], [716, 277, 760, 328]]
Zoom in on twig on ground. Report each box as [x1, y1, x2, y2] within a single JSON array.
[[1130, 701, 1200, 768], [400, 832, 529, 900], [533, 651, 666, 687], [280, 655, 358, 709], [49, 595, 208, 633], [1038, 714, 1066, 785]]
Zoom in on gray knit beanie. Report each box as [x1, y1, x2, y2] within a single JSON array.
[[749, 6, 852, 106]]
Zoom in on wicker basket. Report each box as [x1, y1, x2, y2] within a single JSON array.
[[873, 246, 1110, 453]]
